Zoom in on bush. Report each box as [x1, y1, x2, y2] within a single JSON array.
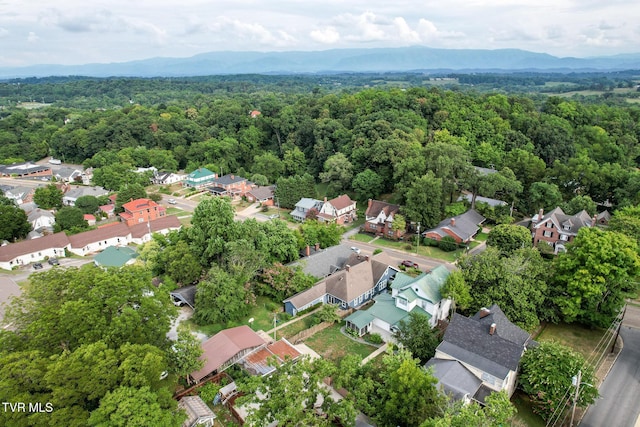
[[373, 248, 383, 255], [403, 244, 413, 250], [365, 333, 384, 344], [198, 382, 221, 404], [423, 237, 439, 247], [438, 236, 458, 252]]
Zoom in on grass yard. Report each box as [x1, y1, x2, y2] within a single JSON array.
[[474, 231, 489, 242], [165, 207, 185, 216], [511, 391, 545, 427], [535, 322, 610, 361], [372, 238, 465, 262], [351, 232, 376, 243], [303, 323, 378, 363]]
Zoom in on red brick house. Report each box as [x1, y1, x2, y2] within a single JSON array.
[[423, 209, 485, 244], [531, 207, 594, 253], [207, 174, 253, 199], [119, 198, 166, 226], [364, 199, 405, 239]]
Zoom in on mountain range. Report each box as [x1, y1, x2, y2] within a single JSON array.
[[2, 46, 640, 78]]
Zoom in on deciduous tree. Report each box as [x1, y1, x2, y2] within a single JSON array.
[[394, 312, 440, 364], [33, 184, 63, 209], [486, 224, 532, 254]]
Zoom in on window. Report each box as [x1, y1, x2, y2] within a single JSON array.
[[563, 225, 571, 231], [397, 298, 407, 307], [560, 234, 568, 241], [543, 230, 553, 238]]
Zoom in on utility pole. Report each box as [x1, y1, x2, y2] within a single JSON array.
[[416, 222, 421, 254], [570, 370, 582, 427]]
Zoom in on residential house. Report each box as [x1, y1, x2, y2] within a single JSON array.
[[431, 304, 535, 399], [207, 173, 253, 198], [531, 207, 593, 253], [178, 396, 216, 427], [62, 186, 109, 206], [283, 251, 398, 316], [246, 186, 275, 206], [94, 246, 138, 268], [67, 222, 132, 256], [19, 202, 38, 214], [458, 193, 507, 208], [54, 167, 83, 183], [0, 232, 69, 270], [423, 209, 485, 244], [152, 171, 185, 185], [596, 210, 611, 226], [0, 162, 51, 178], [119, 198, 166, 226], [317, 195, 357, 224], [425, 358, 484, 404], [344, 265, 451, 338], [363, 199, 404, 239], [291, 198, 323, 222], [83, 214, 96, 226], [27, 208, 55, 233], [129, 215, 181, 244], [288, 243, 354, 278], [98, 204, 115, 217], [184, 168, 216, 188], [3, 185, 34, 205], [191, 325, 267, 383]]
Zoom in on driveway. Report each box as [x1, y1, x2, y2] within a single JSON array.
[[0, 277, 21, 326], [166, 306, 208, 342], [580, 305, 640, 427]]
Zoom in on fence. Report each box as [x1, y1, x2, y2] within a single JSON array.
[[289, 321, 333, 344]]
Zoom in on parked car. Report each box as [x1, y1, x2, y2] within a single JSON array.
[[269, 213, 279, 219], [172, 296, 186, 307], [350, 246, 361, 254], [401, 260, 419, 268], [48, 258, 59, 265], [167, 198, 177, 204], [33, 262, 43, 270]]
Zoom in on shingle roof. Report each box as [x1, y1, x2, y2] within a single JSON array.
[[128, 215, 181, 238], [122, 198, 159, 213], [94, 246, 138, 267], [0, 232, 69, 262], [247, 186, 274, 200], [67, 222, 131, 249], [192, 326, 266, 382], [295, 198, 322, 210], [288, 244, 354, 278], [390, 265, 450, 304], [425, 358, 483, 401], [329, 194, 355, 211], [534, 207, 592, 235], [425, 209, 485, 242], [438, 305, 531, 379], [365, 199, 400, 219], [211, 173, 248, 186], [63, 186, 108, 200]]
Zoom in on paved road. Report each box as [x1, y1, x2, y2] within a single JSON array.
[[345, 239, 454, 273], [580, 310, 640, 427]]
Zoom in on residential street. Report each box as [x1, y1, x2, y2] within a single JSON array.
[[580, 305, 640, 427]]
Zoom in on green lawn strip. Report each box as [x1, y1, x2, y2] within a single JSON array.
[[350, 233, 376, 243], [179, 217, 192, 227], [511, 391, 545, 427], [372, 238, 463, 262], [535, 322, 609, 362], [303, 323, 377, 363], [165, 207, 185, 215], [474, 231, 489, 242], [275, 317, 315, 340]]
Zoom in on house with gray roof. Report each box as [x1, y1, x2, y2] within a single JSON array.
[[531, 207, 594, 253], [345, 265, 451, 338], [207, 173, 253, 198], [425, 358, 484, 404], [62, 186, 109, 206], [27, 208, 55, 233], [431, 304, 535, 399], [288, 243, 355, 278], [291, 197, 323, 222], [423, 209, 485, 244], [54, 167, 82, 183], [458, 193, 507, 208], [283, 251, 398, 316]]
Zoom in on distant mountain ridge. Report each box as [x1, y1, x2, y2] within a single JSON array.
[[2, 46, 640, 78]]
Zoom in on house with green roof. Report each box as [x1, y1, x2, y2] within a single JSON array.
[[184, 167, 216, 188], [345, 265, 451, 338], [94, 246, 138, 268]]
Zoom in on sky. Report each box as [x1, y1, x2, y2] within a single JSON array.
[[1, 0, 639, 68]]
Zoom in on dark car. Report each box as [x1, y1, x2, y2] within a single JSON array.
[[48, 258, 59, 266], [401, 260, 419, 268], [33, 262, 44, 270]]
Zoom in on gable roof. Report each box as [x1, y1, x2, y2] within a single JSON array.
[[390, 265, 450, 304], [0, 232, 70, 262], [192, 325, 266, 382], [122, 198, 160, 213], [425, 358, 483, 401], [67, 222, 131, 249], [534, 207, 592, 235], [63, 186, 108, 200], [288, 244, 355, 278], [295, 198, 322, 210], [247, 186, 274, 200], [128, 215, 181, 238], [211, 173, 248, 186], [187, 168, 215, 179], [365, 199, 400, 219], [27, 208, 54, 222], [437, 305, 532, 379], [425, 209, 485, 241], [329, 194, 355, 211]]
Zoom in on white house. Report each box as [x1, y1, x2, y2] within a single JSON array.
[[27, 208, 56, 232], [63, 186, 109, 206], [67, 223, 132, 256], [0, 233, 69, 270]]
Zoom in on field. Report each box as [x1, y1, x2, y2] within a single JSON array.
[[302, 323, 378, 363], [535, 322, 610, 361]]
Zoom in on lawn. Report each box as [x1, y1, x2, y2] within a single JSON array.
[[511, 391, 545, 427], [303, 323, 378, 363], [474, 231, 489, 242], [535, 322, 610, 361], [190, 296, 285, 337], [351, 232, 376, 243], [372, 238, 465, 262], [165, 207, 185, 216]]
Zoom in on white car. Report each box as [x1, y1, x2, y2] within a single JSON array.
[[167, 198, 177, 204], [350, 246, 361, 254]]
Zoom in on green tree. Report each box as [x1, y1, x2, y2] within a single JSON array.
[[519, 341, 597, 421], [164, 240, 202, 286], [274, 174, 316, 209], [194, 267, 253, 325], [115, 183, 148, 212], [421, 391, 515, 427], [239, 356, 356, 427], [167, 327, 204, 384], [441, 271, 471, 313], [258, 263, 316, 301], [552, 227, 640, 326], [74, 195, 100, 214], [392, 214, 407, 237], [607, 205, 640, 245], [298, 221, 344, 249], [394, 312, 440, 364], [438, 236, 458, 252], [319, 152, 354, 195], [0, 204, 31, 241], [252, 152, 284, 183], [188, 197, 236, 266], [561, 195, 597, 216], [403, 172, 444, 228], [352, 169, 384, 201], [55, 206, 89, 233], [528, 181, 563, 213], [88, 386, 183, 427], [486, 224, 532, 254], [33, 184, 63, 209]]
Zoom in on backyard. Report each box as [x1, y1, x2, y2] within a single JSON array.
[[302, 323, 378, 363]]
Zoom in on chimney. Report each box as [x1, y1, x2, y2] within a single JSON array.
[[538, 208, 544, 219], [345, 265, 350, 272], [479, 307, 491, 318], [450, 218, 456, 227], [365, 255, 370, 262], [368, 199, 372, 209], [591, 215, 597, 227], [324, 196, 327, 203], [315, 242, 320, 251], [231, 174, 234, 179], [305, 245, 310, 257], [489, 323, 497, 335]]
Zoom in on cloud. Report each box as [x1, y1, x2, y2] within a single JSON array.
[[0, 27, 8, 38], [27, 31, 38, 42], [206, 17, 297, 48], [393, 17, 420, 43], [310, 27, 340, 44]]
